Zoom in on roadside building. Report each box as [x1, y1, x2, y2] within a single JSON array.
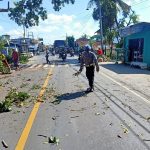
[[120, 22, 150, 68], [76, 37, 89, 48], [10, 38, 31, 53]]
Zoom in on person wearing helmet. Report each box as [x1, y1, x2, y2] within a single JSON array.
[[78, 44, 99, 92]]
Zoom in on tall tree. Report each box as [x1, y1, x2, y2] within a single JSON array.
[[66, 36, 75, 48], [87, 0, 139, 49], [87, 0, 131, 36], [8, 0, 75, 28]]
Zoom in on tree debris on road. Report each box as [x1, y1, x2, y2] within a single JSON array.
[[48, 136, 60, 145], [2, 140, 8, 148], [0, 88, 30, 113]]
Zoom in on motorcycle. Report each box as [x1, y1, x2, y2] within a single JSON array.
[[70, 51, 74, 57], [62, 53, 67, 61]]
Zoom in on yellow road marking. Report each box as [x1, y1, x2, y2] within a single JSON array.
[[15, 67, 54, 150]]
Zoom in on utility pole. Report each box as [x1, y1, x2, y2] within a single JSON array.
[[97, 0, 104, 52]]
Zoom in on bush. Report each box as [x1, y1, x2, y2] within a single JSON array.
[[20, 55, 29, 64]]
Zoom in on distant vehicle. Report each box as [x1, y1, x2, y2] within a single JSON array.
[[28, 45, 38, 55], [54, 40, 66, 53], [28, 52, 34, 58]]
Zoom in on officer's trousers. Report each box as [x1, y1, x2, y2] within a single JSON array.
[[86, 66, 95, 89]]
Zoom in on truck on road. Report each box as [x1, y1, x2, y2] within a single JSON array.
[[54, 40, 66, 54]]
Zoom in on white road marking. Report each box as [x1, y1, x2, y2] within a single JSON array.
[[65, 64, 69, 67], [50, 65, 55, 68], [100, 72, 150, 105], [29, 64, 37, 68], [43, 64, 49, 68], [36, 65, 42, 68]]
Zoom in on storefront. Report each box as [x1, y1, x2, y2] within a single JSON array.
[[120, 22, 150, 68]]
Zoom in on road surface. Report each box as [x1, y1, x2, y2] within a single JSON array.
[[0, 53, 150, 150]]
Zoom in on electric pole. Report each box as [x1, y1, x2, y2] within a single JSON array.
[[97, 0, 103, 52]]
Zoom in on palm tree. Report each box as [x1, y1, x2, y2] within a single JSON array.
[[87, 0, 131, 52], [87, 0, 131, 30]]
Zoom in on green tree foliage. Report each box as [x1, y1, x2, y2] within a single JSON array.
[[8, 0, 75, 28], [0, 38, 6, 51], [88, 0, 131, 35], [88, 0, 139, 48], [80, 34, 90, 39], [66, 36, 75, 48]]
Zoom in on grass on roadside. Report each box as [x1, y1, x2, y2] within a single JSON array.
[[20, 55, 29, 64]]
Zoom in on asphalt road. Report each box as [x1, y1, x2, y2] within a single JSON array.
[[0, 53, 150, 150]]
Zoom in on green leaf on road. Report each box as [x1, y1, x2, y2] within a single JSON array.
[[0, 100, 12, 113], [0, 88, 30, 112], [48, 136, 60, 145]]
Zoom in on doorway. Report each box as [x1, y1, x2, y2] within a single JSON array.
[[128, 38, 144, 62]]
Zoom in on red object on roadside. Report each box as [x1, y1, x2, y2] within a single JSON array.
[[12, 51, 19, 61], [97, 49, 103, 55]]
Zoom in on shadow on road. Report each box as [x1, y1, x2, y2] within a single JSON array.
[[101, 63, 150, 74], [56, 91, 87, 101]]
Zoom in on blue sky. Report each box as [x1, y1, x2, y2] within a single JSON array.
[[0, 0, 150, 44]]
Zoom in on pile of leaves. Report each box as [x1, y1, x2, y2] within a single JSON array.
[[0, 88, 30, 113], [0, 100, 12, 113], [48, 136, 59, 145]]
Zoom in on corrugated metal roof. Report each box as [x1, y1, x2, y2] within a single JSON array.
[[120, 22, 150, 37]]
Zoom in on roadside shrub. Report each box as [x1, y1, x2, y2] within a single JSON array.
[[20, 55, 29, 64]]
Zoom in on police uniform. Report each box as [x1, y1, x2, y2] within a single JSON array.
[[79, 46, 99, 92]]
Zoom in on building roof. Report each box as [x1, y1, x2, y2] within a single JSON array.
[[120, 22, 150, 37]]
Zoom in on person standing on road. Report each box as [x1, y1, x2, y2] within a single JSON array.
[[12, 48, 19, 70], [45, 49, 50, 64], [76, 45, 99, 92]]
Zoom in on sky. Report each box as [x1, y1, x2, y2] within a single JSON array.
[[0, 0, 150, 44]]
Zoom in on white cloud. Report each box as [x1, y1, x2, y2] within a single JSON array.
[[43, 14, 75, 25], [6, 29, 23, 38], [1, 13, 99, 44], [27, 13, 99, 44], [0, 26, 3, 32]]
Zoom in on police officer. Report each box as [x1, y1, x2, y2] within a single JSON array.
[[78, 45, 99, 92]]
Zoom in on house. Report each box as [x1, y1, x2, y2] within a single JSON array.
[[120, 22, 150, 68], [10, 38, 31, 52], [76, 37, 89, 48]]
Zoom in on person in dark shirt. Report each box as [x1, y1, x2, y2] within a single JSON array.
[[45, 50, 50, 64], [75, 45, 99, 92]]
